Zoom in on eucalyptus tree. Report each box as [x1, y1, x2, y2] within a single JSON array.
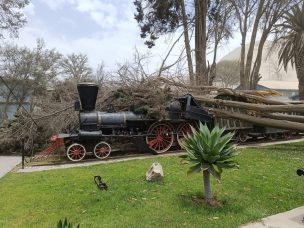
[[134, 0, 234, 86], [231, 0, 299, 89], [207, 1, 235, 86]]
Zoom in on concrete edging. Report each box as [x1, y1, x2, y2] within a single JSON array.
[[17, 137, 304, 173]]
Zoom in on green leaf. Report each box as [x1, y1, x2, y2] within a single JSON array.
[[187, 163, 202, 175], [64, 218, 68, 227], [201, 163, 210, 171], [179, 154, 188, 159], [208, 165, 221, 181], [207, 155, 220, 163], [57, 220, 63, 228], [216, 160, 239, 169], [180, 121, 240, 181]]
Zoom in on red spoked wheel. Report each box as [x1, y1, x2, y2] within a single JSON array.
[[177, 122, 194, 147], [94, 141, 111, 159], [146, 122, 174, 154], [67, 143, 86, 162]]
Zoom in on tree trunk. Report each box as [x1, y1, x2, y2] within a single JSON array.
[[244, 0, 265, 90], [239, 32, 247, 89], [217, 88, 289, 105], [210, 108, 304, 132], [195, 96, 304, 113], [295, 51, 304, 100], [262, 112, 304, 124], [3, 91, 12, 120], [238, 0, 250, 90], [195, 0, 208, 86], [180, 0, 194, 85], [209, 41, 218, 86], [250, 32, 268, 89], [209, 63, 216, 86], [203, 170, 213, 203]]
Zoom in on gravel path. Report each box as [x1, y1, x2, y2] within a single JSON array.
[[0, 156, 21, 178], [17, 138, 304, 174]]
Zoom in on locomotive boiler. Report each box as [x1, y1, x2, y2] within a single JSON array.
[[57, 82, 212, 161]]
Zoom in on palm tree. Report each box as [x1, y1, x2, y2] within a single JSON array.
[[180, 123, 239, 204], [276, 3, 304, 99]]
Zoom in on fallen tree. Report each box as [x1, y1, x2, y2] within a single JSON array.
[[195, 96, 304, 113], [210, 108, 304, 132]]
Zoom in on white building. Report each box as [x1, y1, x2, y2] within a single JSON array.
[[220, 41, 298, 98]]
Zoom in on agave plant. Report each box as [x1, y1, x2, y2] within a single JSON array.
[[57, 218, 80, 228], [180, 122, 239, 204]]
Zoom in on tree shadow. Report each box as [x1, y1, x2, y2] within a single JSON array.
[[176, 192, 245, 214]]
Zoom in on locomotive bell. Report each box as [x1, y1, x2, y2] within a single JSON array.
[[77, 82, 99, 111]]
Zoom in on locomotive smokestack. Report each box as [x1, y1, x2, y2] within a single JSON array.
[[77, 82, 99, 111]]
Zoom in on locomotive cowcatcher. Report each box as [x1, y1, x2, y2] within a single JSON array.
[[53, 82, 212, 162]]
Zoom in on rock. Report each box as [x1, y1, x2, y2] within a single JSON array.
[[146, 162, 164, 181]]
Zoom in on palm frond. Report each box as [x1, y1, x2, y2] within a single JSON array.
[[277, 3, 304, 70]]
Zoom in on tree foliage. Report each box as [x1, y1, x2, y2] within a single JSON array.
[[134, 0, 236, 86], [0, 0, 29, 38], [0, 39, 61, 119], [60, 53, 93, 82], [276, 3, 304, 70], [215, 60, 240, 88], [231, 0, 299, 89], [134, 0, 181, 48], [275, 3, 304, 99]]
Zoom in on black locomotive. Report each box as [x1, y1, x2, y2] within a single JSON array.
[[57, 82, 212, 161]]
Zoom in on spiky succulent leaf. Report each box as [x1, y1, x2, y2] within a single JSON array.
[[180, 122, 239, 180], [187, 163, 203, 175], [208, 165, 221, 181]]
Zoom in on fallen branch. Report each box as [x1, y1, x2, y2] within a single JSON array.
[[261, 112, 304, 124], [209, 108, 304, 131], [217, 88, 290, 105], [196, 96, 304, 113]]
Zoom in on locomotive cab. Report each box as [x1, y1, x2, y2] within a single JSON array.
[[168, 94, 211, 123]]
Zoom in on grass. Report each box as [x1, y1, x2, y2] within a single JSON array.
[[0, 142, 303, 228]]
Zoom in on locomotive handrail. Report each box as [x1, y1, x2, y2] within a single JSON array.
[[69, 118, 87, 136]]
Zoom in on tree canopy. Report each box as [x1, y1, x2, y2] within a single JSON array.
[[0, 0, 29, 38]]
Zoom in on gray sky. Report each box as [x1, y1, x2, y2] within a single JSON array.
[[11, 0, 242, 72]]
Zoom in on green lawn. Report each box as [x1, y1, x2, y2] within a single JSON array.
[[0, 142, 303, 228]]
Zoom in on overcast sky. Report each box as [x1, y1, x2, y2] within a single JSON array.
[[10, 0, 242, 72]]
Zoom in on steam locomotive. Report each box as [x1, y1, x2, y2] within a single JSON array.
[[57, 83, 212, 161]]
